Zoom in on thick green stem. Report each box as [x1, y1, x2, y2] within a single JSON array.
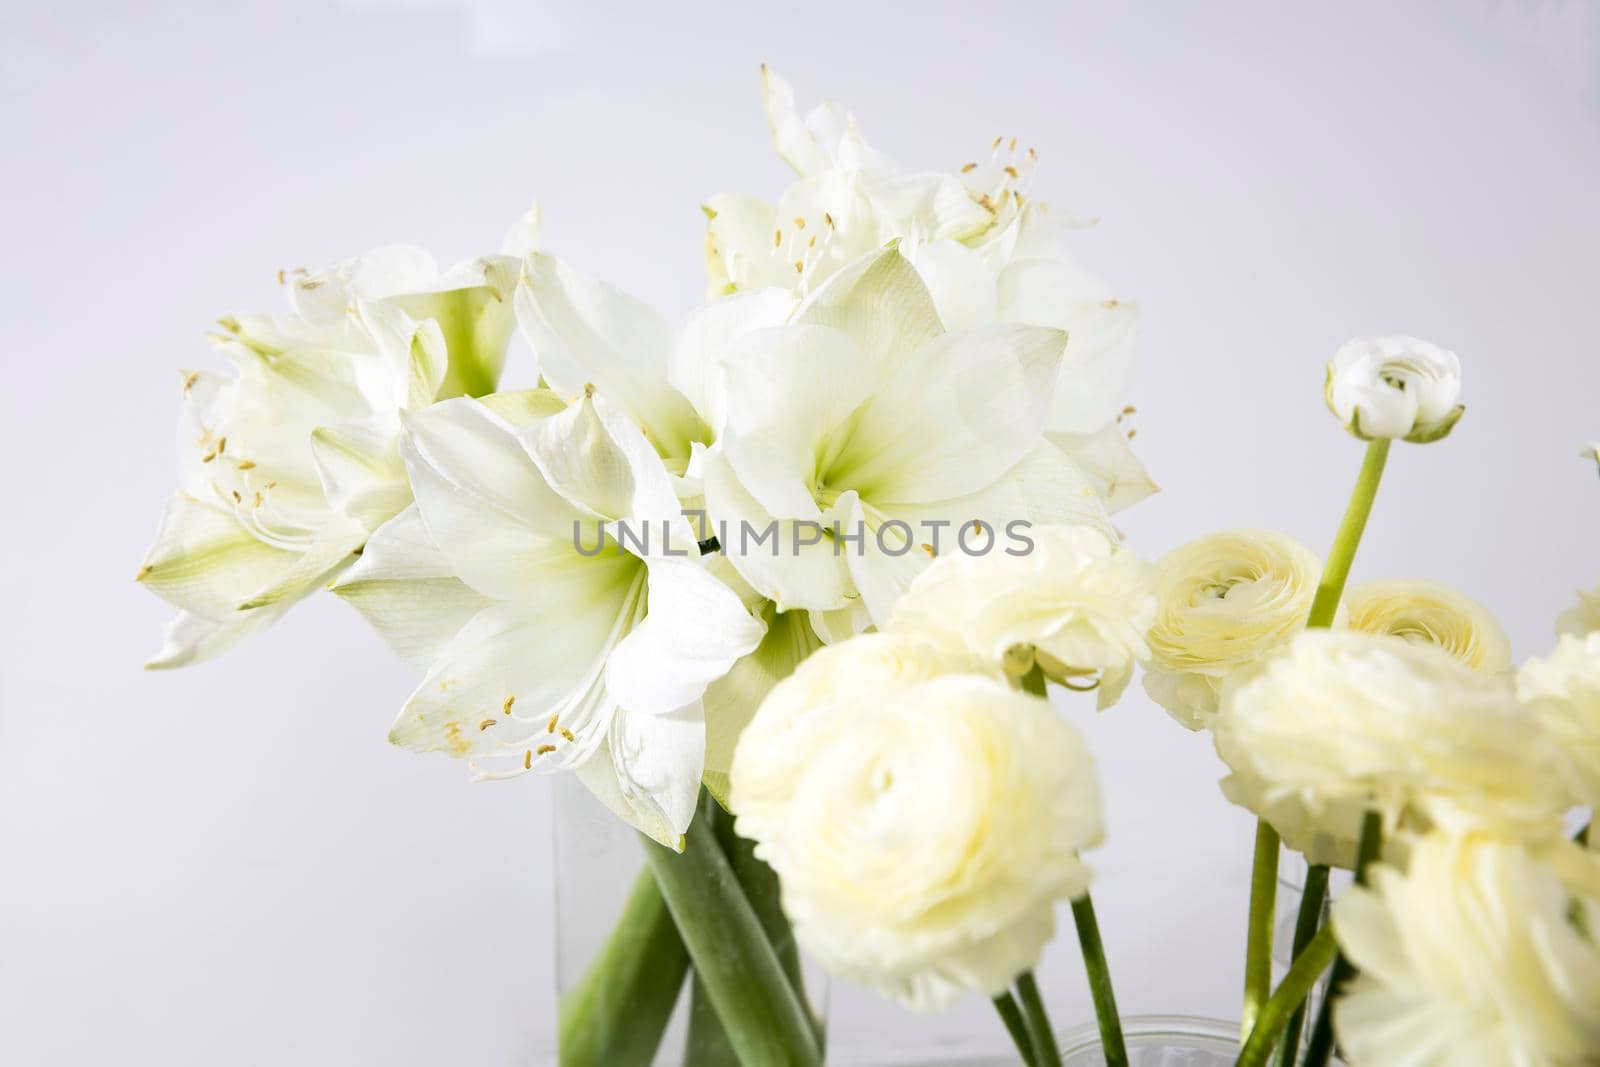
[[1234, 926, 1340, 1067], [1015, 971, 1064, 1067], [642, 817, 821, 1067], [993, 991, 1038, 1066], [558, 866, 690, 1067], [1070, 894, 1127, 1067], [686, 795, 820, 1065], [1276, 863, 1331, 1067], [1240, 821, 1281, 1040], [1303, 813, 1383, 1067]]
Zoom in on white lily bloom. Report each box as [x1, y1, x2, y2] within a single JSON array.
[[1213, 630, 1575, 868], [887, 525, 1156, 709], [705, 246, 1114, 631], [137, 245, 521, 668], [1343, 578, 1512, 675], [702, 68, 1153, 500], [1325, 335, 1464, 442], [333, 391, 764, 846], [1518, 632, 1600, 807], [1333, 833, 1600, 1067], [729, 634, 1101, 1010]]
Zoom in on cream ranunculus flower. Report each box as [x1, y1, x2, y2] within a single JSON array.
[[1557, 585, 1600, 637], [1141, 529, 1325, 729], [887, 525, 1156, 708], [729, 634, 1103, 1010], [702, 68, 1155, 509], [1332, 833, 1600, 1067], [136, 244, 521, 667], [1343, 578, 1511, 675], [1213, 630, 1575, 868], [1518, 632, 1600, 807], [1325, 335, 1464, 443]]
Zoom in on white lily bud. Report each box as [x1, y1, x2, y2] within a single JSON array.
[[1324, 335, 1464, 443]]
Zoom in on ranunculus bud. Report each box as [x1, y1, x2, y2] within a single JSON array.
[[1325, 335, 1463, 443]]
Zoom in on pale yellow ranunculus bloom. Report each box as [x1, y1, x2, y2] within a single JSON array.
[[1343, 578, 1511, 675], [887, 525, 1157, 709], [1518, 632, 1600, 807], [729, 634, 1101, 1010], [1142, 529, 1325, 729], [1333, 833, 1600, 1066], [1213, 631, 1575, 867]]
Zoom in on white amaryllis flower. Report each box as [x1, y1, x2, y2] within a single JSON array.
[[1557, 585, 1600, 638], [1333, 833, 1600, 1067], [702, 68, 1153, 504], [705, 246, 1114, 631], [887, 524, 1156, 708], [331, 391, 764, 846], [1142, 529, 1326, 730], [1343, 578, 1511, 675], [1213, 630, 1575, 868], [1518, 632, 1600, 807], [1325, 336, 1464, 443], [729, 633, 1102, 1010], [136, 245, 521, 668]]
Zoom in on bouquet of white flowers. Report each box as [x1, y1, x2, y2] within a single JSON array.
[[137, 70, 1600, 1067]]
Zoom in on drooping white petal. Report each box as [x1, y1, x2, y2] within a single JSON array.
[[234, 525, 366, 611], [605, 556, 767, 716], [137, 494, 299, 618], [572, 738, 683, 851], [144, 606, 288, 670], [330, 505, 494, 671], [829, 324, 1068, 504], [515, 254, 704, 459], [608, 700, 707, 838]]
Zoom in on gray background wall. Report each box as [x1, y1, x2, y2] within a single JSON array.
[[3, 1, 1597, 1063]]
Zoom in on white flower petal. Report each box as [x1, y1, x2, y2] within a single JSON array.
[[144, 606, 287, 670], [791, 246, 941, 378], [515, 254, 703, 458], [605, 556, 767, 716], [137, 494, 300, 618], [668, 286, 795, 437], [831, 323, 1068, 504], [1046, 426, 1159, 515], [608, 701, 707, 838], [330, 505, 493, 671]]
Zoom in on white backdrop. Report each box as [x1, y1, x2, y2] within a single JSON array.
[[3, 1, 1598, 1063]]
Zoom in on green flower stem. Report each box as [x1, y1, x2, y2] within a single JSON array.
[[1302, 812, 1383, 1067], [1276, 863, 1331, 1067], [557, 866, 690, 1067], [1243, 436, 1391, 1039], [1240, 821, 1281, 1040], [1233, 925, 1340, 1067], [1071, 894, 1127, 1067], [686, 794, 821, 1065], [1306, 437, 1391, 628], [992, 991, 1038, 1067], [642, 817, 822, 1067], [1016, 971, 1064, 1067]]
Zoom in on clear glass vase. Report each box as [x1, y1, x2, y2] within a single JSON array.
[[1058, 1016, 1238, 1066], [551, 774, 829, 1066]]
